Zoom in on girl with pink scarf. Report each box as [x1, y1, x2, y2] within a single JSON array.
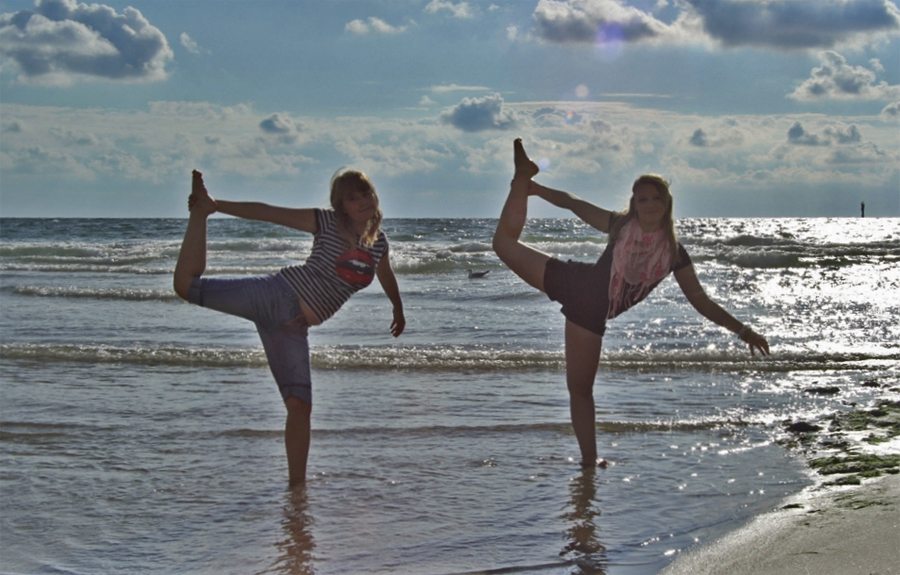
[[492, 139, 769, 468]]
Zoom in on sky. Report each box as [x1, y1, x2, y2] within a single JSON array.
[[1, 0, 898, 218]]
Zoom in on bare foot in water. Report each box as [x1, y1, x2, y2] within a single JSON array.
[[513, 138, 539, 180], [582, 458, 609, 469], [188, 170, 217, 216]]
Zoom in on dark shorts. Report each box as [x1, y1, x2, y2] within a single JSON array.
[[188, 274, 312, 404], [543, 258, 609, 336]]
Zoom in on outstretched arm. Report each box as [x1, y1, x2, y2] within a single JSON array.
[[528, 181, 614, 233], [188, 171, 317, 234], [674, 265, 770, 356], [376, 252, 405, 337], [215, 201, 317, 234]]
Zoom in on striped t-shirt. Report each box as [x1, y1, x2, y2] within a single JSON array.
[[278, 209, 389, 323]]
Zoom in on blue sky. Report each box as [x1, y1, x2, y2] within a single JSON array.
[[1, 0, 898, 218]]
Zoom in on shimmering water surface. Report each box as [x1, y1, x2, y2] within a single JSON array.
[[1, 217, 898, 574]]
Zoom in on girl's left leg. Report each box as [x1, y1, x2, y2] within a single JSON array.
[[564, 319, 605, 467]]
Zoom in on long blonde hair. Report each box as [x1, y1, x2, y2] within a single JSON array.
[[329, 168, 383, 248], [609, 174, 679, 262]]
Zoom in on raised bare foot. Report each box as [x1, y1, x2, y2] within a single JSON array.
[[513, 138, 539, 180], [188, 170, 217, 216]]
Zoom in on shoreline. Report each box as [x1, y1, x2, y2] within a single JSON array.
[[662, 398, 900, 575], [660, 473, 900, 575]]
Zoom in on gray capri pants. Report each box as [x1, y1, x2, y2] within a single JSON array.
[[188, 273, 312, 403]]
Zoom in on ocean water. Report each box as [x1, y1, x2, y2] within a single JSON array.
[[1, 216, 898, 575]]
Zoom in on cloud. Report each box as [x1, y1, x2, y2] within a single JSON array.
[[259, 113, 302, 143], [881, 101, 900, 120], [429, 83, 490, 93], [439, 93, 517, 132], [0, 0, 173, 85], [788, 51, 900, 101], [787, 121, 865, 146], [180, 32, 208, 55], [345, 17, 407, 35], [687, 123, 744, 147], [532, 0, 679, 44], [530, 0, 900, 50], [787, 122, 828, 146], [425, 1, 474, 19], [683, 0, 900, 50]]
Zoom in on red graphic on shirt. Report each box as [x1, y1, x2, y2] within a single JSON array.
[[335, 249, 376, 286]]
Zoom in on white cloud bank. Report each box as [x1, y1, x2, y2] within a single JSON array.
[[531, 0, 900, 49], [0, 0, 173, 85], [789, 51, 900, 101]]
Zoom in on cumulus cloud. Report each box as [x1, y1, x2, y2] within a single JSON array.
[[0, 0, 173, 85], [788, 51, 900, 101], [439, 93, 516, 132], [787, 122, 828, 146], [259, 113, 302, 143], [532, 0, 681, 44], [425, 1, 474, 19], [345, 17, 407, 35], [787, 121, 865, 147], [687, 124, 744, 147], [683, 0, 900, 50]]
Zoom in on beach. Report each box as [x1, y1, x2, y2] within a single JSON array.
[[663, 399, 900, 575], [662, 474, 900, 575], [1, 216, 898, 574]]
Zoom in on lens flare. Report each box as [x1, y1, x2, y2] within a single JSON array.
[[594, 23, 624, 60]]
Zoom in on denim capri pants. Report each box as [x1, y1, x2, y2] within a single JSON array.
[[188, 273, 312, 403]]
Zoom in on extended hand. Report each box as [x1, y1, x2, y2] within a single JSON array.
[[742, 328, 770, 356], [390, 309, 406, 338]]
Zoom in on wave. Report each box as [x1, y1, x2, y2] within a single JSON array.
[[10, 285, 181, 301], [2, 342, 897, 374]]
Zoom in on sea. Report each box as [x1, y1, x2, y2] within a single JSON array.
[[1, 216, 898, 575]]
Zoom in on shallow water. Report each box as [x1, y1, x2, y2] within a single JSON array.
[[1, 217, 898, 574]]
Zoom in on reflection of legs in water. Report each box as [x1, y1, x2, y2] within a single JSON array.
[[173, 171, 217, 300], [561, 469, 606, 561], [492, 139, 550, 292], [277, 487, 316, 575]]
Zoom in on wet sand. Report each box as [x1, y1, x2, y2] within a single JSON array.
[[662, 466, 900, 575]]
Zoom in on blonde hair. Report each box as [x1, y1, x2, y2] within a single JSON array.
[[609, 174, 679, 262], [330, 168, 383, 248]]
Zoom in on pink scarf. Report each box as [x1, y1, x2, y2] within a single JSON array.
[[607, 218, 673, 319]]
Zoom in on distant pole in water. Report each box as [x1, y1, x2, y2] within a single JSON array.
[[861, 202, 865, 217]]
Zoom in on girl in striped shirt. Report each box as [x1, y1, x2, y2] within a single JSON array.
[[174, 168, 405, 486]]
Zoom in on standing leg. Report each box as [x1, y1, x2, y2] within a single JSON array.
[[492, 139, 550, 291], [564, 319, 606, 468], [174, 170, 217, 300], [285, 397, 312, 486]]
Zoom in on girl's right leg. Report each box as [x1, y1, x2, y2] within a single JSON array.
[[492, 139, 551, 291], [565, 319, 605, 467], [174, 171, 217, 300]]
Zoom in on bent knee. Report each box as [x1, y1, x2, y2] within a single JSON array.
[[173, 277, 192, 301]]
